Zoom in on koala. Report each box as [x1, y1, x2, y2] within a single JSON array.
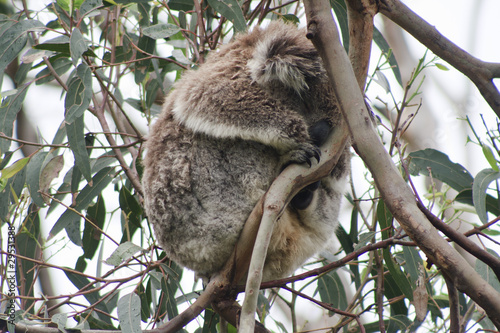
[[142, 21, 349, 282]]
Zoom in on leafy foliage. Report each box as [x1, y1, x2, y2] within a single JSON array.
[[0, 0, 499, 332]]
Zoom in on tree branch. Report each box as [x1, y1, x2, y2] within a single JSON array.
[[379, 0, 500, 117], [302, 0, 500, 329], [239, 118, 350, 332], [418, 202, 500, 281]]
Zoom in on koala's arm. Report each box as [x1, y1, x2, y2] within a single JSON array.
[[171, 76, 311, 151]]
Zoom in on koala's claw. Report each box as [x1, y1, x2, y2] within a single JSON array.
[[285, 143, 321, 168]]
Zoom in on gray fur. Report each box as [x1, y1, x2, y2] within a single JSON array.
[[142, 21, 350, 281]]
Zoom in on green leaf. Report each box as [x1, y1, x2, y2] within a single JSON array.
[[39, 155, 65, 204], [1, 157, 29, 180], [401, 246, 422, 284], [0, 84, 30, 153], [79, 0, 103, 18], [33, 35, 71, 55], [70, 28, 88, 65], [373, 27, 403, 88], [377, 199, 393, 240], [167, 0, 194, 12], [138, 282, 151, 322], [353, 231, 375, 251], [202, 308, 219, 333], [75, 167, 114, 210], [16, 206, 40, 313], [317, 270, 348, 313], [66, 116, 92, 182], [387, 314, 413, 332], [64, 270, 111, 323], [435, 63, 449, 71], [473, 168, 500, 224], [82, 195, 106, 259], [206, 0, 246, 32], [384, 271, 408, 315], [26, 151, 49, 207], [65, 64, 92, 123], [455, 189, 500, 218], [119, 185, 143, 243], [330, 0, 348, 52], [409, 148, 473, 192], [35, 57, 73, 85], [57, 0, 85, 11], [483, 145, 499, 171], [142, 23, 181, 39], [118, 293, 141, 333], [383, 248, 414, 301], [0, 20, 44, 73], [105, 241, 144, 266], [160, 277, 179, 320], [51, 313, 68, 333], [134, 36, 156, 84], [50, 167, 113, 237], [0, 164, 26, 221]]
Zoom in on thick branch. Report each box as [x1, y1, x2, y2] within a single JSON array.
[[345, 0, 377, 89], [302, 0, 500, 328], [239, 119, 350, 332], [379, 0, 500, 117], [418, 202, 500, 281]]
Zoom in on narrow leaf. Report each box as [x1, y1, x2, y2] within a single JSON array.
[[65, 64, 92, 123], [79, 0, 103, 18], [317, 270, 348, 313], [383, 249, 413, 301], [117, 293, 142, 333], [26, 151, 49, 207], [66, 116, 92, 182], [16, 208, 40, 312], [1, 157, 29, 180], [0, 20, 44, 73], [0, 84, 30, 153], [409, 148, 473, 192], [39, 155, 65, 204], [206, 0, 246, 32], [105, 241, 144, 266], [142, 23, 181, 39], [82, 195, 106, 259], [373, 27, 403, 87], [70, 28, 88, 65], [473, 168, 500, 223]]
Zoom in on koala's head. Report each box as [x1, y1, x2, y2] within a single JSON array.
[[246, 22, 339, 130], [247, 22, 325, 94]]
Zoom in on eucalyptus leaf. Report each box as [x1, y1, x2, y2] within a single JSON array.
[[117, 293, 142, 333], [65, 64, 92, 123], [0, 84, 30, 153], [70, 28, 88, 65], [105, 241, 144, 266], [409, 148, 473, 192], [0, 20, 44, 73], [142, 23, 181, 39], [206, 0, 246, 32], [66, 116, 92, 182], [473, 168, 500, 223]]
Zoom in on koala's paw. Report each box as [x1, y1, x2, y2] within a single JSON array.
[[285, 142, 321, 167]]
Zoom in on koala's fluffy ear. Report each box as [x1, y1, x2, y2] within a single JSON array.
[[247, 22, 322, 94]]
